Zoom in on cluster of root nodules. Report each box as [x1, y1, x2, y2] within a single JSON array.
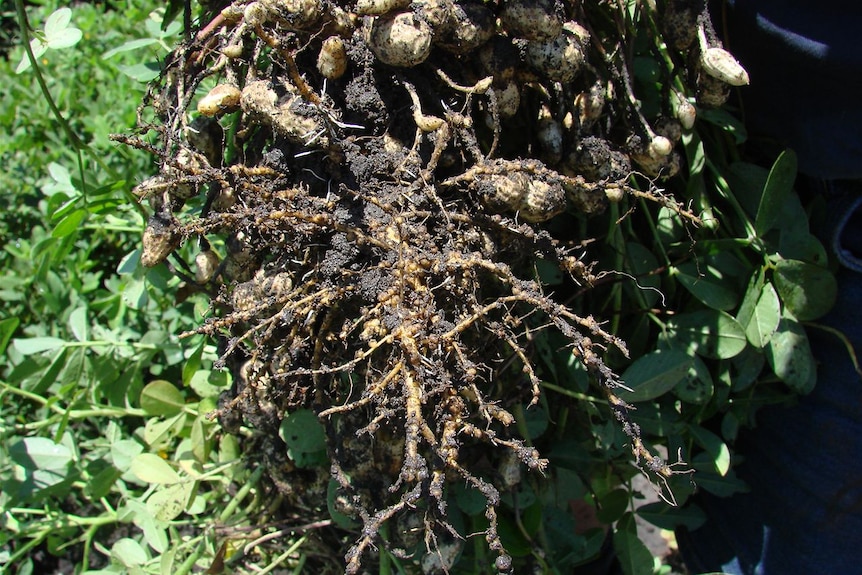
[[119, 0, 728, 572]]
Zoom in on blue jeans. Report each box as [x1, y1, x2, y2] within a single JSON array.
[[676, 184, 862, 574]]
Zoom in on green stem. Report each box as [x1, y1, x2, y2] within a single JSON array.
[[704, 158, 759, 246], [637, 198, 671, 267], [218, 466, 264, 522], [174, 538, 207, 575], [3, 529, 50, 567], [378, 524, 392, 575], [540, 381, 607, 404], [256, 535, 307, 575]]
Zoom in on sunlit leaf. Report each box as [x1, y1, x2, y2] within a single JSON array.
[[117, 62, 162, 83], [111, 538, 148, 567], [43, 8, 73, 36], [9, 437, 73, 470], [665, 310, 747, 359], [140, 380, 185, 416], [16, 40, 48, 74], [689, 425, 731, 476], [46, 27, 82, 50], [745, 282, 781, 348], [147, 482, 194, 521], [68, 307, 89, 342], [674, 261, 738, 311], [51, 209, 87, 238], [103, 37, 158, 59], [111, 439, 144, 472], [12, 337, 66, 355], [130, 453, 181, 484], [117, 249, 141, 275]]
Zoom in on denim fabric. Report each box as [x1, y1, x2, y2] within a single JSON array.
[[717, 1, 862, 179], [676, 186, 862, 575]]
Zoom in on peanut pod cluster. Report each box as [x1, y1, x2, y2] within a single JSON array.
[[119, 0, 741, 571]]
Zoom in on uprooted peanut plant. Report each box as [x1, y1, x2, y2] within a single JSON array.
[[118, 0, 746, 571]]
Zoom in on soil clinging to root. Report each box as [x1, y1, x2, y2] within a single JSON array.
[[118, 0, 741, 571]]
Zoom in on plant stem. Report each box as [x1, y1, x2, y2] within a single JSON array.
[[218, 466, 264, 522], [541, 381, 607, 405]]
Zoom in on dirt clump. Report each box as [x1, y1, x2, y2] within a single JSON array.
[[118, 0, 742, 571]]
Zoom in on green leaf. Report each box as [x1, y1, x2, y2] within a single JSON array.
[[727, 162, 770, 217], [0, 317, 20, 355], [656, 206, 684, 246], [43, 163, 76, 196], [123, 500, 169, 553], [673, 355, 713, 404], [625, 242, 661, 307], [68, 307, 89, 342], [699, 107, 747, 143], [636, 501, 706, 530], [86, 466, 122, 500], [44, 8, 73, 36], [9, 437, 73, 470], [755, 150, 797, 236], [46, 27, 83, 50], [736, 270, 764, 331], [523, 402, 549, 439], [773, 259, 837, 321], [535, 258, 563, 285], [111, 538, 148, 567], [766, 314, 816, 393], [102, 37, 158, 59], [143, 413, 186, 449], [614, 514, 655, 575], [596, 489, 630, 524], [12, 337, 66, 355], [730, 347, 766, 391], [691, 458, 749, 497], [140, 380, 185, 416], [122, 276, 148, 310], [618, 350, 693, 402], [111, 439, 144, 472], [147, 482, 194, 521], [745, 282, 781, 348], [117, 249, 141, 275], [665, 310, 747, 359], [117, 62, 162, 83], [279, 409, 327, 453], [498, 512, 533, 557], [688, 426, 731, 476], [17, 40, 47, 73], [51, 208, 87, 238], [130, 453, 181, 484], [182, 339, 205, 386], [674, 261, 739, 311]]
